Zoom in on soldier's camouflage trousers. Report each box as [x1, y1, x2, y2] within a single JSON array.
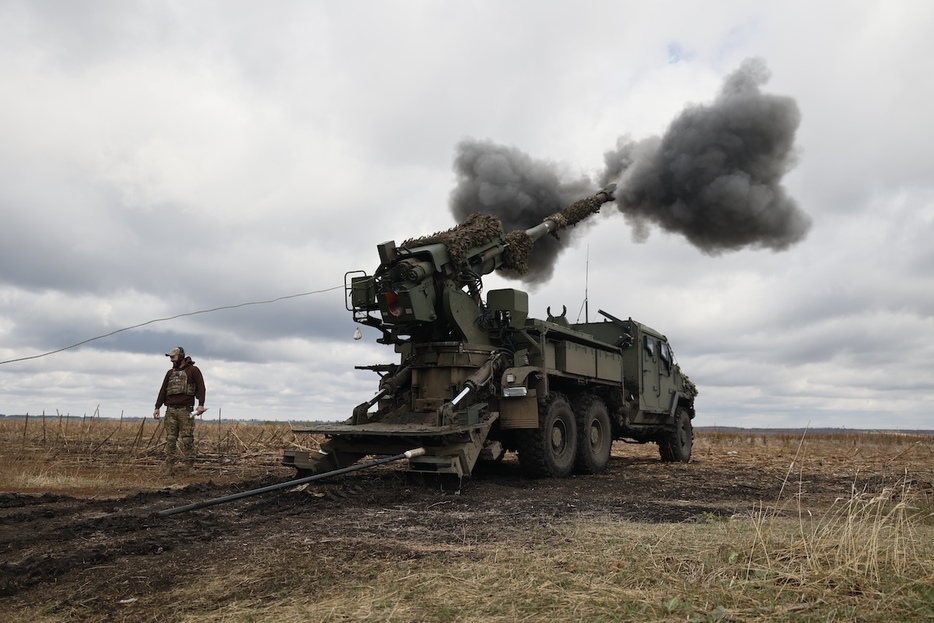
[[164, 406, 196, 464]]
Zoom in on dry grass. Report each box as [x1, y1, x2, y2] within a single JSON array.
[[153, 507, 934, 622], [0, 414, 309, 494]]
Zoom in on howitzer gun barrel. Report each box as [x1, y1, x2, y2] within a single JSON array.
[[499, 183, 616, 276], [355, 183, 618, 327], [523, 183, 617, 242], [521, 220, 559, 243], [156, 447, 426, 517]]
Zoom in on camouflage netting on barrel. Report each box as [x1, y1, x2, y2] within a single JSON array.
[[502, 230, 534, 275], [398, 193, 604, 278], [401, 213, 504, 269], [502, 194, 604, 275], [546, 194, 605, 231]]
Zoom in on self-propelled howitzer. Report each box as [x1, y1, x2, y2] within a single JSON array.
[[284, 184, 697, 479]]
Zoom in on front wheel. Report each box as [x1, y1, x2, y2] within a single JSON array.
[[659, 407, 693, 462], [517, 393, 577, 478]]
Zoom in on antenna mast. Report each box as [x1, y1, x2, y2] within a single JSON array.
[[585, 245, 589, 323], [575, 245, 591, 324]]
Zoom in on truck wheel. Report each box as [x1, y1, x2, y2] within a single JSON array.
[[659, 407, 693, 462], [573, 394, 612, 474], [517, 393, 577, 478]]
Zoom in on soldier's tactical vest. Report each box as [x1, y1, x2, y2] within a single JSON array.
[[167, 369, 196, 396]]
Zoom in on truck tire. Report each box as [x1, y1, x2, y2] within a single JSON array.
[[573, 394, 612, 474], [659, 407, 693, 462], [517, 393, 577, 478]]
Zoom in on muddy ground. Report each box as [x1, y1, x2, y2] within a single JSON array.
[[2, 433, 932, 621]]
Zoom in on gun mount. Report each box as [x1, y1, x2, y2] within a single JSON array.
[[347, 184, 616, 345]]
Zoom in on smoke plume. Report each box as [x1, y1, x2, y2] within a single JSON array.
[[450, 140, 595, 283], [602, 58, 810, 253], [449, 58, 811, 284]]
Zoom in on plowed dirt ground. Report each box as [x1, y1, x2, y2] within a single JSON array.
[[2, 429, 933, 622]]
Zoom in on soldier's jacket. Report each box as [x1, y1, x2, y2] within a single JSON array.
[[155, 357, 206, 410]]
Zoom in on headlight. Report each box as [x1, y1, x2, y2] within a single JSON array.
[[502, 386, 528, 398]]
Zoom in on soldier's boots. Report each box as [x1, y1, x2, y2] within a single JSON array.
[[162, 458, 195, 476]]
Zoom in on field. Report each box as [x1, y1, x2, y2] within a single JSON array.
[[1, 416, 933, 622]]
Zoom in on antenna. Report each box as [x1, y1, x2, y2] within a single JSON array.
[[576, 245, 590, 323], [585, 244, 589, 323]]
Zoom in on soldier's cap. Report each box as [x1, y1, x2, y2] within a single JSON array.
[[165, 347, 185, 358]]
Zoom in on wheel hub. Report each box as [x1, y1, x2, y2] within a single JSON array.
[[551, 424, 566, 450]]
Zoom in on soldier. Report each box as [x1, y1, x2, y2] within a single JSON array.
[[153, 347, 206, 471]]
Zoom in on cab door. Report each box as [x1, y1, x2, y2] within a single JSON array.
[[640, 334, 664, 412], [657, 340, 677, 413]]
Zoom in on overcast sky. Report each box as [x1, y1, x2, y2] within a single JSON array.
[[1, 1, 932, 429]]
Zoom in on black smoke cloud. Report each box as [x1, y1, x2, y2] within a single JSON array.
[[450, 58, 811, 284], [602, 58, 810, 253]]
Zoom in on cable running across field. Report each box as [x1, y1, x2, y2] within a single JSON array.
[[0, 285, 343, 365]]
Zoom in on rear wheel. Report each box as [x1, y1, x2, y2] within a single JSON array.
[[659, 407, 693, 462], [517, 393, 577, 478], [573, 394, 612, 474]]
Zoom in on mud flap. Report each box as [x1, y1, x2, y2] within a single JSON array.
[[667, 391, 683, 423]]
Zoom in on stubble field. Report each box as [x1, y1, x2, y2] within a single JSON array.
[[1, 416, 933, 622]]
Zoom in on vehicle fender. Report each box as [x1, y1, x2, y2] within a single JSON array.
[[499, 366, 543, 429], [668, 391, 695, 421]]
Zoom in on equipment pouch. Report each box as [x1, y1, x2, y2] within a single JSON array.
[[167, 370, 189, 396]]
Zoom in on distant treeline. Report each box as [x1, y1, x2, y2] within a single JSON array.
[[699, 425, 934, 435]]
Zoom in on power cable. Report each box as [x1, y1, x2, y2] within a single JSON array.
[[0, 285, 343, 365]]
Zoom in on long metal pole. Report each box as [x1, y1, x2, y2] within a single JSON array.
[[585, 244, 590, 323], [157, 447, 426, 517]]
